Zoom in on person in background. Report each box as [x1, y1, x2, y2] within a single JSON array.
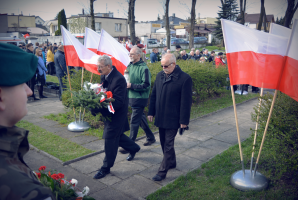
[[0, 43, 55, 200], [54, 45, 68, 101], [195, 49, 201, 60], [150, 48, 158, 63], [187, 51, 196, 61], [199, 56, 206, 63], [35, 48, 48, 98], [33, 42, 39, 54], [215, 52, 225, 67], [137, 43, 147, 64], [207, 51, 215, 63], [203, 49, 210, 58], [166, 49, 171, 53], [47, 46, 55, 75], [173, 45, 182, 60], [53, 43, 58, 54], [161, 46, 168, 55], [40, 45, 46, 67], [26, 43, 39, 100], [182, 50, 188, 60]]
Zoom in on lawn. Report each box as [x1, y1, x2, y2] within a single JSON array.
[[46, 75, 59, 84], [16, 120, 94, 162], [147, 135, 298, 200]]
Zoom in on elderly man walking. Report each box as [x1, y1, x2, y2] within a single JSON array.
[[91, 55, 140, 179], [148, 53, 192, 181], [120, 46, 156, 152]]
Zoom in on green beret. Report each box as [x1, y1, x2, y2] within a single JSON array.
[[0, 43, 38, 86]]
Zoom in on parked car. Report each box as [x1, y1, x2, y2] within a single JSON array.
[[193, 37, 207, 44], [162, 37, 176, 45], [147, 39, 159, 47], [163, 38, 189, 45]]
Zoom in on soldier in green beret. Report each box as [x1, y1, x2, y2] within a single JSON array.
[[0, 43, 55, 200]]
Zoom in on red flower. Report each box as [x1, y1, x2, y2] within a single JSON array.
[[57, 173, 64, 179], [38, 166, 46, 171], [61, 179, 65, 184], [36, 172, 41, 179], [48, 171, 51, 176], [106, 91, 113, 99], [51, 174, 59, 180]]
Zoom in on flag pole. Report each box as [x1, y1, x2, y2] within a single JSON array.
[[66, 65, 76, 122], [230, 85, 245, 175], [250, 86, 264, 174], [79, 68, 85, 122], [253, 90, 278, 176], [82, 72, 94, 117]]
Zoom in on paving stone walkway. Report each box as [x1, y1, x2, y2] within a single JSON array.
[[23, 90, 270, 200]]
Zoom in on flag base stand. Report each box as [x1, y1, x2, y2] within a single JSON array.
[[230, 169, 268, 191], [68, 121, 90, 132], [235, 90, 248, 95]]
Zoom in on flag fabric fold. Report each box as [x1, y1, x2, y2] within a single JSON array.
[[97, 29, 129, 75], [61, 25, 100, 75], [84, 27, 101, 53], [221, 19, 289, 89]]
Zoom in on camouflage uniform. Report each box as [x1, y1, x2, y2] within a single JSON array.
[[173, 50, 182, 60], [0, 125, 55, 200]]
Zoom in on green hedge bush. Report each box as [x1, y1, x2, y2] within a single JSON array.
[[251, 91, 298, 179]]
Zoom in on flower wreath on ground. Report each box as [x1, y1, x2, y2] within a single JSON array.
[[34, 166, 95, 200]]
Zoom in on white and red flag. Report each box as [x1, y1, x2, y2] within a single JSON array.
[[97, 29, 129, 75], [221, 19, 289, 90], [84, 27, 101, 53], [61, 25, 100, 75]]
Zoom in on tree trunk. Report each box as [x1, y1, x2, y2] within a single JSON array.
[[263, 6, 267, 32], [283, 0, 298, 28], [90, 0, 95, 31], [239, 0, 246, 25], [128, 0, 136, 45], [165, 0, 170, 49], [257, 0, 265, 30], [189, 0, 196, 49]]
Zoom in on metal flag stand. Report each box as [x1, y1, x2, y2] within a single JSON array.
[[67, 68, 91, 132]]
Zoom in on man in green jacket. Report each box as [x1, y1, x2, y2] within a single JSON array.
[[120, 46, 156, 153], [0, 43, 55, 200]]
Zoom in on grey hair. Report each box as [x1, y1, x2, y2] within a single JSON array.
[[162, 53, 176, 63], [98, 55, 112, 67], [132, 45, 142, 55]]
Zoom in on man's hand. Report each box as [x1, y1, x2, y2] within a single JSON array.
[[147, 115, 153, 122], [127, 83, 131, 88], [181, 124, 187, 128]]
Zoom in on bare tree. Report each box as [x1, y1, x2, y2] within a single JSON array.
[[257, 0, 265, 30], [283, 0, 298, 28], [189, 0, 196, 49], [90, 0, 95, 31], [239, 0, 246, 25], [165, 0, 170, 49], [128, 0, 136, 44]]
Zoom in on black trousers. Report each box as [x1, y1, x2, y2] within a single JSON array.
[[157, 128, 178, 177], [27, 75, 36, 97], [129, 107, 155, 142], [100, 133, 140, 173], [47, 62, 55, 75]]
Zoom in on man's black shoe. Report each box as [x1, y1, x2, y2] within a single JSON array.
[[40, 95, 48, 98], [152, 174, 165, 181], [169, 165, 176, 169], [93, 170, 110, 179], [33, 97, 40, 100], [126, 152, 137, 161], [119, 148, 129, 154], [143, 139, 156, 146]]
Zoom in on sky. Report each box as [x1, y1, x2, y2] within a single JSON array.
[[0, 0, 289, 22]]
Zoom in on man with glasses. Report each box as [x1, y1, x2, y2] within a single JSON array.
[[148, 53, 192, 181], [119, 46, 156, 154]]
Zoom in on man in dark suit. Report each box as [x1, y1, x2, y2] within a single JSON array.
[[148, 53, 193, 181], [92, 55, 140, 179]]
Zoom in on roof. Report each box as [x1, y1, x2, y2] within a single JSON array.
[[244, 13, 275, 23], [150, 16, 188, 26]]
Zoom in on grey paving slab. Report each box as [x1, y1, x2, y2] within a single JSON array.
[[70, 135, 99, 145], [111, 161, 147, 179], [181, 146, 221, 162], [185, 131, 214, 142], [91, 186, 136, 200], [199, 139, 232, 152], [88, 171, 122, 186], [194, 123, 234, 136], [98, 149, 129, 164], [175, 154, 203, 172], [112, 175, 160, 199], [82, 139, 105, 151], [174, 135, 201, 148], [213, 128, 252, 144], [70, 156, 103, 174], [132, 151, 163, 167]]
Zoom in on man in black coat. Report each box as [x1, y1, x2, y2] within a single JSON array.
[[92, 55, 140, 179], [26, 43, 39, 100], [148, 53, 192, 181]]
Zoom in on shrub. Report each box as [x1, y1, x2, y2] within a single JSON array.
[[251, 91, 298, 179]]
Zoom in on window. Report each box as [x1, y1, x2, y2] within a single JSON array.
[[54, 25, 58, 32], [95, 22, 101, 31], [115, 23, 122, 32]]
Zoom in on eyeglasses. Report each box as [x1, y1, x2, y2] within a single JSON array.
[[129, 53, 137, 56], [161, 63, 173, 68], [97, 65, 107, 69]]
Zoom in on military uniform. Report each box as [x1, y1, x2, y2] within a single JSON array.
[[173, 50, 182, 60]]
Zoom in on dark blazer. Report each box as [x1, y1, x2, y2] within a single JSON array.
[[148, 65, 193, 129], [54, 50, 67, 78], [92, 66, 129, 139]]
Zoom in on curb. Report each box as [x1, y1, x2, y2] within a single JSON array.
[[33, 96, 259, 165]]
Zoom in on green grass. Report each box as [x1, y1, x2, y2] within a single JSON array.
[[16, 120, 94, 162], [46, 75, 59, 84], [147, 136, 298, 200]]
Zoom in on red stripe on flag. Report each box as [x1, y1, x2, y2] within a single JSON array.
[[97, 51, 127, 75], [227, 51, 285, 89], [278, 56, 298, 102], [64, 45, 100, 75]]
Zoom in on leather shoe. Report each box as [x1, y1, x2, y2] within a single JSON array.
[[40, 95, 48, 98], [126, 152, 136, 161], [93, 170, 110, 179], [152, 174, 165, 181], [169, 165, 176, 169], [119, 148, 129, 154], [143, 139, 156, 146]]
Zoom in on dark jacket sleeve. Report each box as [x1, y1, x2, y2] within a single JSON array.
[[179, 76, 193, 125], [111, 77, 127, 112], [58, 54, 67, 73], [148, 80, 157, 116], [131, 68, 151, 92]]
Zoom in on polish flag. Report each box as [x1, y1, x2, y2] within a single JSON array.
[[270, 23, 292, 39], [278, 19, 298, 102], [84, 27, 100, 53], [61, 25, 100, 75], [221, 19, 288, 89], [97, 29, 129, 75]]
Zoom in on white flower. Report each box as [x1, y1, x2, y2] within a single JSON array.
[[82, 186, 90, 196], [70, 179, 78, 186]]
